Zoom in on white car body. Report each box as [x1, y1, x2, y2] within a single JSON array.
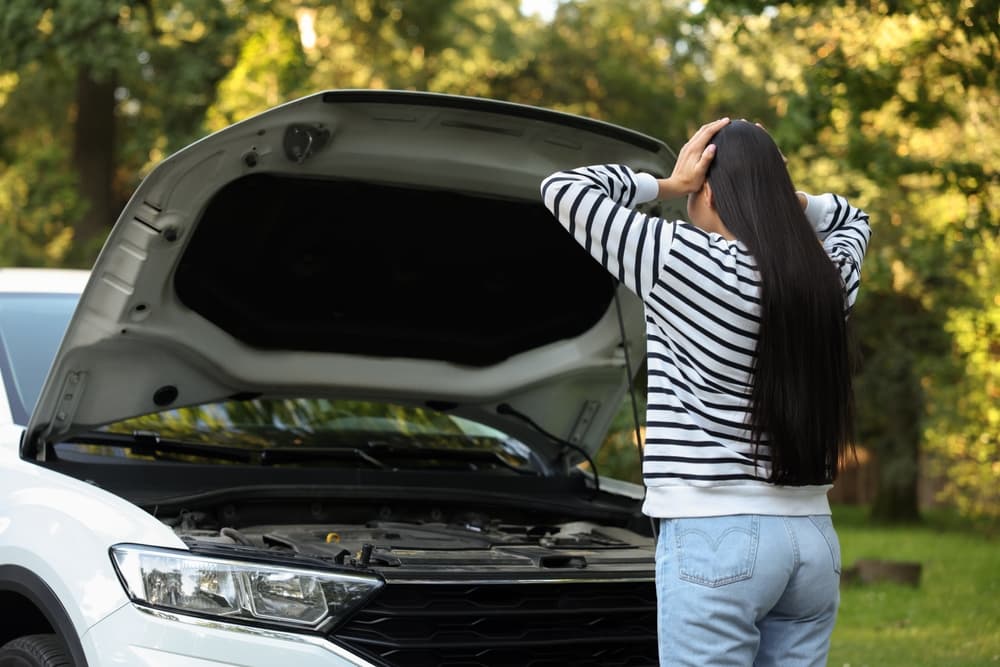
[[0, 91, 678, 666]]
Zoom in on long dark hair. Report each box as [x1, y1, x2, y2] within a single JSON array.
[[706, 120, 854, 485]]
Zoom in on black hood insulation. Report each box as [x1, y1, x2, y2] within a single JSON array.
[[176, 174, 615, 367]]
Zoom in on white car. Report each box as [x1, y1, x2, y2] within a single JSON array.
[[0, 90, 679, 667]]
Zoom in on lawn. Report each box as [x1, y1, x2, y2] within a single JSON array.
[[829, 505, 1000, 667]]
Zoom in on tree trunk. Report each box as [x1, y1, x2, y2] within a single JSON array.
[[862, 352, 923, 523], [854, 293, 936, 523], [71, 66, 117, 252], [870, 446, 921, 522]]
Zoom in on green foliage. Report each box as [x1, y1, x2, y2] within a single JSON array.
[[1, 0, 265, 262], [517, 0, 709, 146], [0, 63, 82, 266], [0, 124, 83, 266], [204, 10, 312, 131], [202, 0, 536, 123], [703, 0, 999, 518]]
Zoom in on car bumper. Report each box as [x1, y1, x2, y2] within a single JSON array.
[[82, 604, 378, 666]]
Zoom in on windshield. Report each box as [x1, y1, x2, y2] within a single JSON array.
[[60, 398, 546, 474], [0, 293, 79, 424]]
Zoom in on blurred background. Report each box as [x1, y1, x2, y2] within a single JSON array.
[[0, 0, 996, 523]]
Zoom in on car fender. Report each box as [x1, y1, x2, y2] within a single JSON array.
[[0, 425, 186, 641]]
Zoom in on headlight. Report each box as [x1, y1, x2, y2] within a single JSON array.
[[110, 544, 382, 629]]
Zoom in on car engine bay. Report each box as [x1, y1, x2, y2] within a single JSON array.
[[165, 501, 655, 575]]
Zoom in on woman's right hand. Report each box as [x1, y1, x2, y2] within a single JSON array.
[[656, 117, 730, 199]]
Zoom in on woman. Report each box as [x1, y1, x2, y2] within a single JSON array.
[[540, 118, 871, 667]]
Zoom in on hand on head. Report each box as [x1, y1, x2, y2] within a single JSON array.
[[657, 117, 730, 199]]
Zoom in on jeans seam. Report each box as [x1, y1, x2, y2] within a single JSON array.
[[808, 515, 842, 574], [782, 517, 800, 570]]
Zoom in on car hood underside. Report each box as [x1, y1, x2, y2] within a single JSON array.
[[25, 90, 676, 461]]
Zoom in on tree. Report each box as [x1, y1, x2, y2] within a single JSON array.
[[0, 0, 260, 264], [203, 0, 537, 129], [514, 0, 712, 148], [702, 0, 999, 518]]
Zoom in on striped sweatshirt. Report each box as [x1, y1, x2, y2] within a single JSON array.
[[540, 164, 872, 518]]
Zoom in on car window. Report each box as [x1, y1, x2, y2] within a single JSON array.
[[0, 293, 78, 424]]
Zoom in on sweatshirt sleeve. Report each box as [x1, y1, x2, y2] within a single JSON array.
[[799, 192, 872, 312], [539, 164, 673, 300]]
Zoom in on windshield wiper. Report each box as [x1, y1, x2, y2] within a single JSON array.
[[257, 441, 535, 474], [59, 431, 258, 464], [256, 446, 385, 468], [58, 431, 532, 473], [60, 431, 388, 468], [360, 442, 537, 475]]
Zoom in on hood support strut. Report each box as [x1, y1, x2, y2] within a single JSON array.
[[612, 283, 655, 535]]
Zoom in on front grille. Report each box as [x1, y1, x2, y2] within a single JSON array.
[[332, 579, 658, 667]]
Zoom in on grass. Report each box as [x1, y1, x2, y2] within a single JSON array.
[[829, 504, 1000, 667]]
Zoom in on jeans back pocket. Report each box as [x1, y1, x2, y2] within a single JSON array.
[[808, 515, 842, 574], [675, 515, 760, 587]]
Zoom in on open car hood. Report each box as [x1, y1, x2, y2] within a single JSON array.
[[25, 90, 677, 461]]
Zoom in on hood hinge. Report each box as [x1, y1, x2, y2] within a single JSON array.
[[37, 370, 88, 458]]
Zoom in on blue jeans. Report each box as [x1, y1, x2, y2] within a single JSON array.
[[655, 514, 841, 666]]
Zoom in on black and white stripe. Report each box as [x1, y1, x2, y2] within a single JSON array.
[[541, 164, 871, 492]]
